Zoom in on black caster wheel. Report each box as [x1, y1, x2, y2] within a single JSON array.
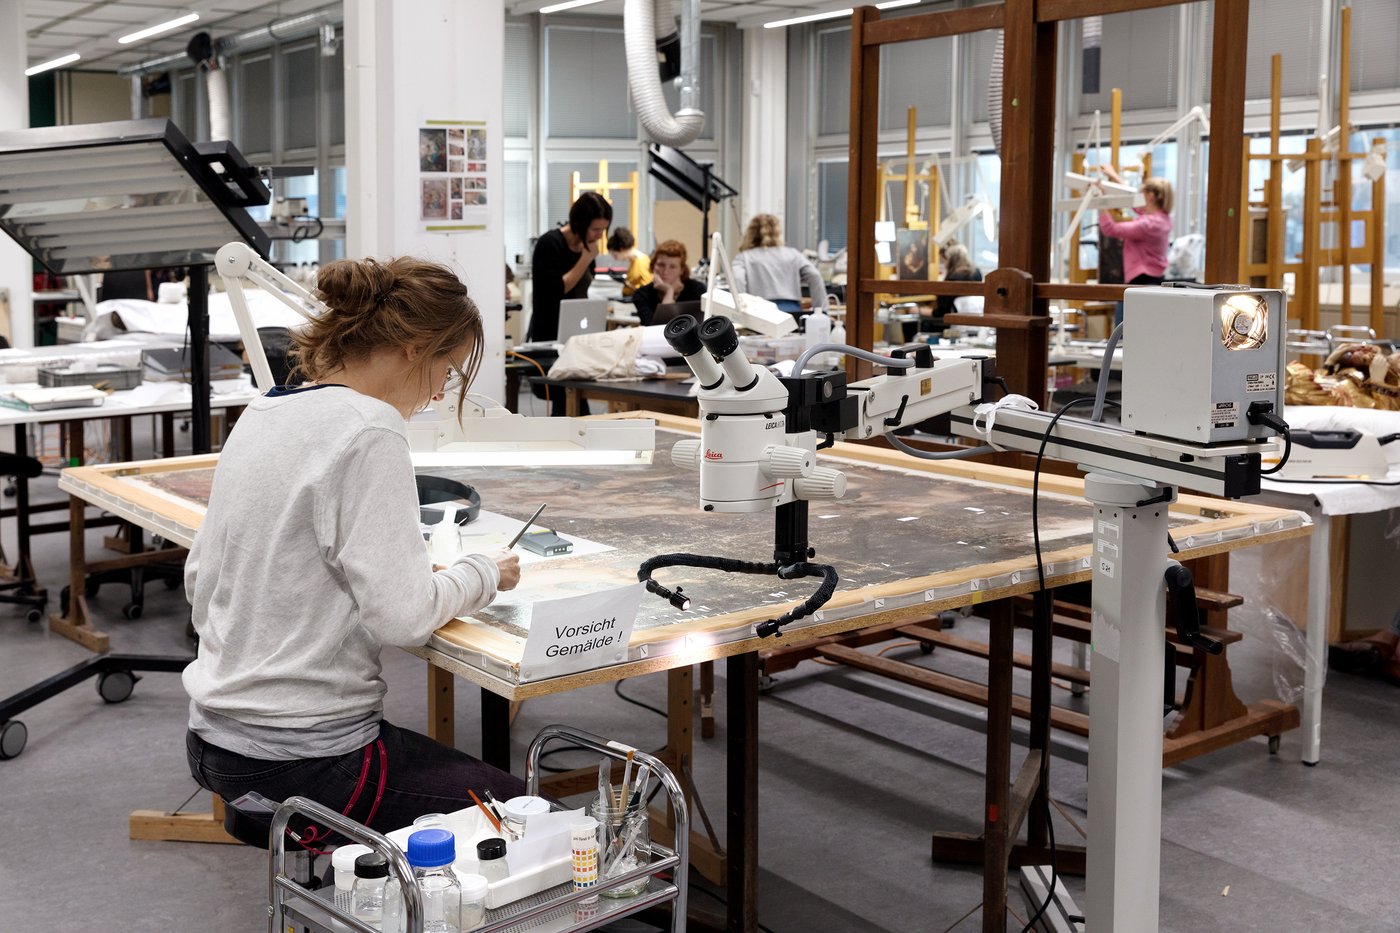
[[0, 720, 28, 759], [122, 602, 143, 621], [758, 674, 778, 694], [97, 670, 139, 704], [919, 643, 935, 655], [1267, 734, 1281, 755], [938, 610, 960, 630], [59, 586, 70, 616], [25, 607, 42, 623], [3, 483, 15, 498]]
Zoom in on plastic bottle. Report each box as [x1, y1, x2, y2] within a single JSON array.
[[458, 873, 489, 930], [802, 309, 832, 371], [331, 844, 372, 914], [825, 318, 847, 370], [408, 829, 462, 933], [474, 838, 510, 884], [352, 852, 390, 929]]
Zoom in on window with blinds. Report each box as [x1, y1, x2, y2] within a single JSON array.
[[880, 35, 955, 131], [544, 26, 634, 139], [816, 26, 851, 137], [818, 159, 849, 251], [505, 22, 533, 139], [1080, 6, 1178, 114], [1348, 0, 1400, 93], [1205, 0, 1321, 101], [237, 53, 273, 156], [969, 29, 999, 124], [282, 42, 319, 153], [505, 160, 532, 264]]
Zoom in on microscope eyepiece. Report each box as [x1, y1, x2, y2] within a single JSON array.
[[698, 315, 740, 361], [664, 316, 703, 357]]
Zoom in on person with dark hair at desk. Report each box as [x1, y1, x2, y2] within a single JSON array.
[[528, 192, 612, 343], [630, 240, 705, 326]]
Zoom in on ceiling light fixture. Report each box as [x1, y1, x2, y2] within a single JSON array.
[[25, 53, 81, 76], [539, 0, 609, 14], [118, 12, 200, 45], [876, 0, 921, 7], [763, 8, 854, 29]]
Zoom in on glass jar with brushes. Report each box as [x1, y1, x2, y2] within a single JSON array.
[[589, 795, 650, 898]]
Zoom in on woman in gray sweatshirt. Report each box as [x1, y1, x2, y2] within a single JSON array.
[[731, 213, 829, 317], [184, 256, 525, 838]]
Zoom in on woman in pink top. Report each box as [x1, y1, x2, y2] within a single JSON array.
[[1097, 170, 1173, 286]]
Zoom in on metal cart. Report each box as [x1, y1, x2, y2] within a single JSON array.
[[268, 725, 688, 932]]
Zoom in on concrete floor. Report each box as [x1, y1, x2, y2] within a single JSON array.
[[1, 426, 1397, 931]]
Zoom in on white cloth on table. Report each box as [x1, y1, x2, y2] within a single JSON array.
[[1263, 406, 1400, 516], [93, 287, 310, 342]]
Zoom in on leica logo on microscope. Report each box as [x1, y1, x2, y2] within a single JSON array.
[[704, 449, 723, 460]]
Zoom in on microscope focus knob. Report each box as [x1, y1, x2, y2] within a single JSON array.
[[763, 445, 814, 479], [794, 467, 846, 500], [671, 439, 702, 470]]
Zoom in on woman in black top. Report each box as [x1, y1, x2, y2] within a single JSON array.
[[927, 243, 982, 334], [630, 239, 706, 326], [528, 192, 612, 342]]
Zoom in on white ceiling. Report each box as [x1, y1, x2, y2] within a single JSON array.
[[24, 0, 335, 72], [26, 0, 850, 73]]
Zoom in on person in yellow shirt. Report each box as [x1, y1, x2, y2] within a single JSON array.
[[606, 227, 653, 296]]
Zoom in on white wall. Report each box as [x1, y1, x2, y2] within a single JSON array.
[[0, 0, 32, 348], [344, 0, 506, 398]]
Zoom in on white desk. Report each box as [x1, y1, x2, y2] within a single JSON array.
[[0, 376, 259, 651], [1258, 406, 1400, 765]]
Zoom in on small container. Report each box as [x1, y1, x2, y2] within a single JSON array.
[[570, 817, 600, 903], [352, 852, 390, 929], [331, 844, 373, 913], [474, 838, 510, 884], [413, 813, 451, 830], [501, 795, 550, 838], [457, 872, 489, 930], [590, 797, 649, 898], [408, 829, 462, 933]]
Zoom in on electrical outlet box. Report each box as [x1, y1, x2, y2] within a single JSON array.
[[1121, 285, 1286, 445]]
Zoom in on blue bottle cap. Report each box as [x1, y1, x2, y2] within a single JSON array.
[[407, 828, 456, 868]]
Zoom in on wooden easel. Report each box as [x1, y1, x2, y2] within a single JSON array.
[[876, 106, 942, 301], [1239, 9, 1387, 334], [1066, 87, 1152, 285], [569, 160, 640, 234]]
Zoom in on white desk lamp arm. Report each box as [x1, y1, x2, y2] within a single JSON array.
[[214, 241, 326, 392]]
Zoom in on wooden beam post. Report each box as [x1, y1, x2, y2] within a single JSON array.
[[994, 0, 1056, 404], [1204, 0, 1248, 284], [846, 6, 883, 379]]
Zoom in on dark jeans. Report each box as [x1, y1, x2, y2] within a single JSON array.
[[186, 721, 526, 838]]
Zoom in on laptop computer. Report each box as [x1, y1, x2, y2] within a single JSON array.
[[651, 300, 704, 327], [557, 298, 608, 341]]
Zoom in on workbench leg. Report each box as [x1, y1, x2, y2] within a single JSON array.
[[427, 663, 456, 746], [48, 435, 108, 654], [982, 601, 1013, 933], [565, 388, 582, 418], [481, 688, 512, 771], [699, 660, 716, 739], [10, 424, 39, 589], [727, 652, 759, 933], [1301, 510, 1328, 766]]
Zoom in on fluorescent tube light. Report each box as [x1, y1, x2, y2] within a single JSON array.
[[25, 53, 80, 76], [876, 0, 921, 8], [763, 8, 854, 28], [539, 0, 609, 13], [118, 12, 200, 44]]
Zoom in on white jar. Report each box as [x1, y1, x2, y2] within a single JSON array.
[[458, 873, 489, 930], [500, 795, 550, 838]]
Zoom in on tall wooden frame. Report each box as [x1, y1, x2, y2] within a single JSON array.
[[846, 3, 1249, 930], [847, 0, 1249, 403]]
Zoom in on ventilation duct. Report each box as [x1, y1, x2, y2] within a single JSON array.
[[624, 0, 705, 148]]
